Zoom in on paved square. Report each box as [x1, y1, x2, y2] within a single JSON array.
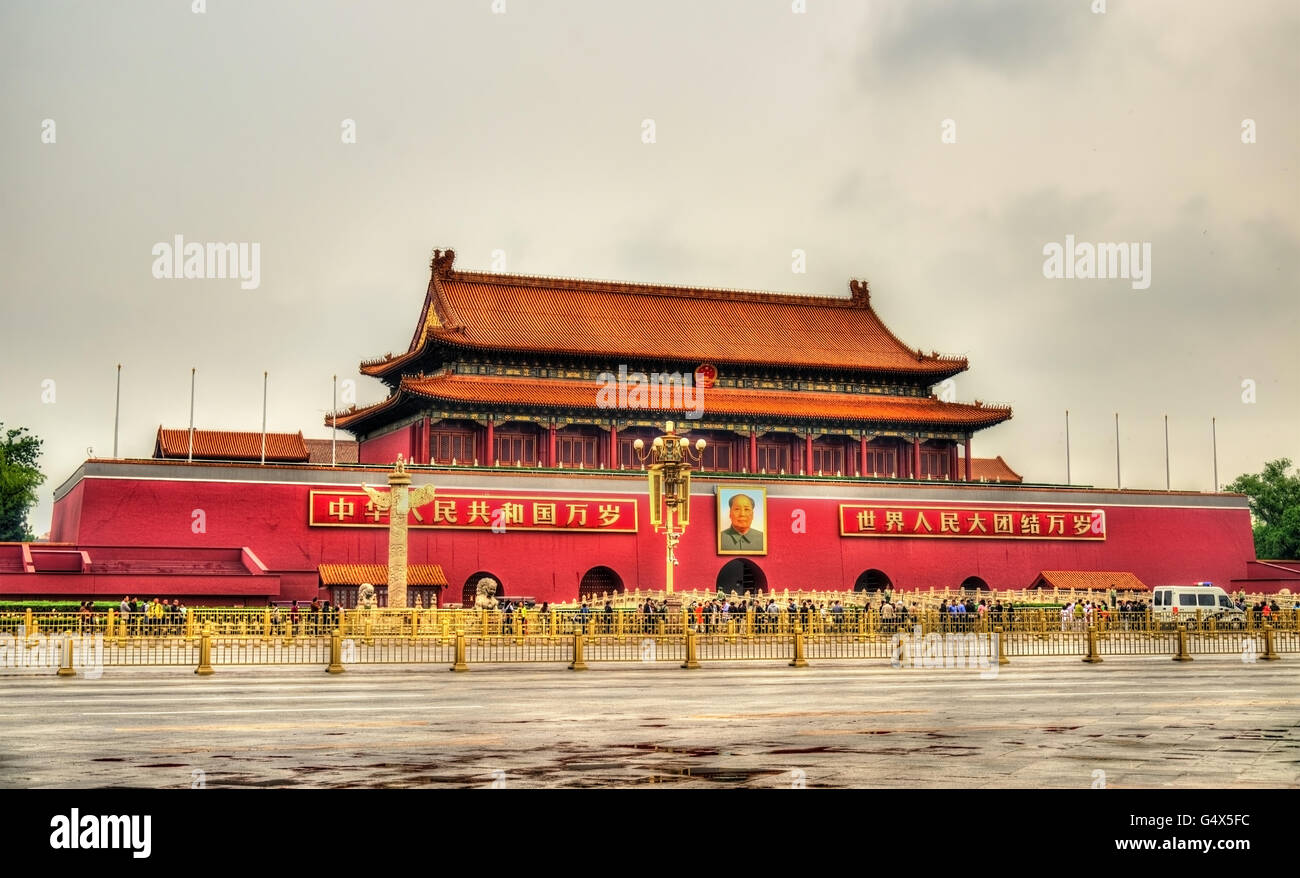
[[0, 656, 1296, 788]]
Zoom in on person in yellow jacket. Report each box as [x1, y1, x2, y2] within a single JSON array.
[[147, 597, 165, 634]]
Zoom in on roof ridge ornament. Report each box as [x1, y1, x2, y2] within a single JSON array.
[[430, 248, 456, 276], [849, 278, 870, 304]]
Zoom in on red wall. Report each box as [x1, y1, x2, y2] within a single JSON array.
[[360, 425, 415, 465], [50, 479, 84, 543], [49, 470, 1258, 603], [1, 572, 280, 600]]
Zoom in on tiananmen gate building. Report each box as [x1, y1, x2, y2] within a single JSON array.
[[12, 249, 1291, 604]]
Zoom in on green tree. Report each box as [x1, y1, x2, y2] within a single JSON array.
[[1224, 458, 1300, 560], [0, 424, 45, 541]]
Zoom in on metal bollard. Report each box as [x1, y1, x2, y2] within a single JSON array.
[[1082, 625, 1103, 664], [995, 626, 1009, 666], [1172, 626, 1193, 662], [1261, 624, 1280, 661], [789, 623, 809, 668], [682, 626, 701, 670], [195, 625, 215, 676], [326, 629, 345, 674], [450, 629, 469, 672], [569, 630, 589, 671], [57, 635, 76, 677]]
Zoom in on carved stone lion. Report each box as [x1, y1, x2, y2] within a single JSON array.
[[473, 577, 499, 610], [357, 582, 377, 610]]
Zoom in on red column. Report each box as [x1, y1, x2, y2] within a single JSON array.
[[911, 438, 921, 479], [805, 434, 814, 475], [964, 436, 973, 482], [608, 424, 617, 469], [421, 417, 431, 464], [548, 423, 557, 467], [485, 418, 495, 466], [859, 436, 868, 477], [749, 430, 757, 473], [949, 444, 957, 481]]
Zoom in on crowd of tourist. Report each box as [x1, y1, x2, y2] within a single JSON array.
[[12, 590, 1296, 640]]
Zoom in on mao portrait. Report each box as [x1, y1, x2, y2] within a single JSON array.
[[717, 486, 767, 555]]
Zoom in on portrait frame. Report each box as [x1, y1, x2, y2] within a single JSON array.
[[716, 485, 768, 556]]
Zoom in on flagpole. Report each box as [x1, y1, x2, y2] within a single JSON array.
[[1212, 417, 1218, 491], [331, 375, 338, 467], [1114, 412, 1120, 489], [1064, 409, 1070, 484], [113, 364, 121, 459], [261, 371, 268, 466], [1164, 414, 1170, 490], [188, 368, 196, 462]]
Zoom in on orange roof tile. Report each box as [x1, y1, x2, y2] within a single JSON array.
[[362, 249, 967, 378], [1030, 571, 1147, 591], [318, 563, 448, 587], [155, 428, 309, 462], [304, 438, 358, 464], [329, 371, 1011, 430], [970, 456, 1022, 483]]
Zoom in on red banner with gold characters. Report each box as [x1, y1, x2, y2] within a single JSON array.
[[309, 491, 638, 532], [839, 504, 1106, 540]]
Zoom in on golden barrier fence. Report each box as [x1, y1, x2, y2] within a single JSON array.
[[2, 608, 1296, 673], [4, 625, 1293, 672], [555, 586, 1297, 611], [2, 606, 1297, 642]]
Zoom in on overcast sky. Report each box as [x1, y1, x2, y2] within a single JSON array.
[[2, 0, 1297, 535]]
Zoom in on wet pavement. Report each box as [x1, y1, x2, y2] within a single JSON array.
[[0, 655, 1296, 788]]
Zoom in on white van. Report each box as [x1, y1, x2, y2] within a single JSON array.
[[1151, 583, 1245, 628]]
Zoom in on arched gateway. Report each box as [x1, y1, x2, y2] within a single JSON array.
[[461, 570, 504, 606], [715, 558, 767, 595], [854, 569, 893, 592], [579, 566, 624, 600]]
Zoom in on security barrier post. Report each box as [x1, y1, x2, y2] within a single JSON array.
[[327, 629, 345, 674], [105, 609, 117, 646], [1172, 626, 1192, 662], [569, 629, 589, 671], [195, 625, 215, 676], [995, 626, 1009, 666], [57, 635, 76, 677], [450, 630, 469, 672], [790, 622, 809, 668], [1083, 625, 1102, 664], [682, 625, 700, 670], [1262, 624, 1280, 661]]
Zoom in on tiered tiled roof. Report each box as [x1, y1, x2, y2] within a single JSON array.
[[361, 249, 968, 379], [155, 428, 310, 462], [328, 371, 1012, 431], [318, 563, 448, 587], [969, 456, 1022, 483]]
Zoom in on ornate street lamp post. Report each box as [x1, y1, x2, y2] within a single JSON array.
[[632, 421, 706, 595]]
